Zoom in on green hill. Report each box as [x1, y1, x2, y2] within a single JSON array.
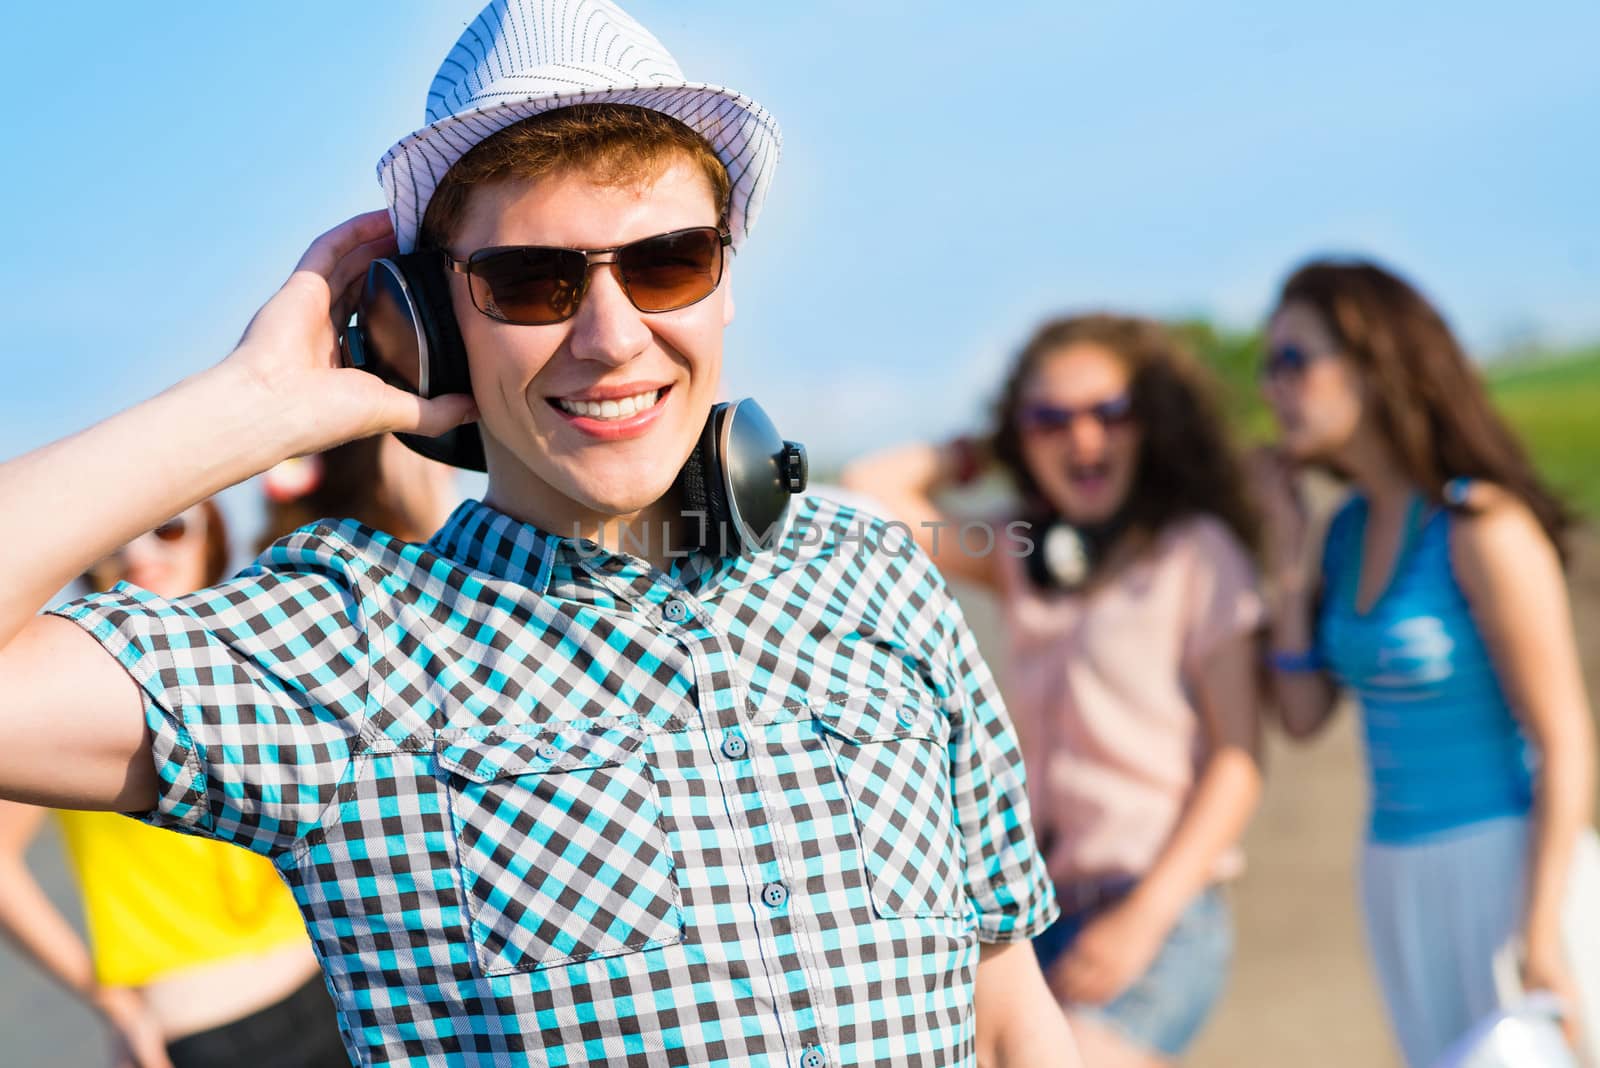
[[1488, 349, 1600, 516]]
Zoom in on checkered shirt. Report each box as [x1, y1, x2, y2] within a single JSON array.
[[52, 494, 1057, 1067]]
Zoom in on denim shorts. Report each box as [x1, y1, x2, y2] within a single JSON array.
[[1034, 883, 1233, 1058]]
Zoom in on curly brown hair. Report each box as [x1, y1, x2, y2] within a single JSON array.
[[989, 313, 1261, 556]]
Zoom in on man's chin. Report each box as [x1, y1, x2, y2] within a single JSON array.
[[564, 476, 684, 521]]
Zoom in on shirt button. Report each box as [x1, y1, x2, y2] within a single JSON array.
[[663, 598, 690, 623], [536, 742, 561, 761], [896, 706, 917, 728], [720, 731, 748, 760], [800, 1048, 826, 1068], [761, 882, 788, 909]]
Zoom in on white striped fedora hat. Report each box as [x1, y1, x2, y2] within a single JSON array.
[[377, 0, 781, 255]]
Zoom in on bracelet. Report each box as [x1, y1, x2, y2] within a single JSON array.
[[1269, 648, 1322, 674]]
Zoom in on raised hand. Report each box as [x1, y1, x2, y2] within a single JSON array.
[[1246, 444, 1312, 593], [224, 210, 478, 455]]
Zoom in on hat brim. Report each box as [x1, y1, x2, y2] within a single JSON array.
[[378, 82, 780, 254]]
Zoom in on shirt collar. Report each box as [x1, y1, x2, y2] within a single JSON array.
[[428, 499, 563, 593], [428, 498, 752, 595]]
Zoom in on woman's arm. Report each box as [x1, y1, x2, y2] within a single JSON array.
[[0, 802, 172, 1067], [1053, 628, 1264, 1004], [0, 212, 476, 811], [839, 438, 1000, 589], [1451, 489, 1595, 1016], [1138, 628, 1264, 918], [1250, 448, 1341, 738], [1265, 587, 1341, 739], [0, 802, 96, 997]]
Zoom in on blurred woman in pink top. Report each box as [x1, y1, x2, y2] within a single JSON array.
[[843, 314, 1265, 1067]]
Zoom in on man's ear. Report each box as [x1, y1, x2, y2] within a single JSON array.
[[721, 262, 735, 327]]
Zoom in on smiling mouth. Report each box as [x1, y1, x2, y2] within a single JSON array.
[[549, 387, 668, 421]]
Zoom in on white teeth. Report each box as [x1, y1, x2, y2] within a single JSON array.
[[557, 389, 660, 420]]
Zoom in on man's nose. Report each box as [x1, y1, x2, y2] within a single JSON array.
[[567, 263, 651, 366]]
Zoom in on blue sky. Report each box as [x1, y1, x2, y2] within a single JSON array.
[[4, 1, 1597, 479]]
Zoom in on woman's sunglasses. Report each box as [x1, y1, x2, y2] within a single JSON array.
[[1018, 393, 1135, 434], [445, 225, 732, 326], [1260, 343, 1326, 381], [147, 516, 193, 543], [81, 513, 200, 585]]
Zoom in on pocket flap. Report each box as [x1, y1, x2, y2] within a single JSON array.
[[813, 689, 942, 744], [435, 719, 646, 782]]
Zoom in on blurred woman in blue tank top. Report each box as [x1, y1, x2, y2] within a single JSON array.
[[1252, 259, 1600, 1068]]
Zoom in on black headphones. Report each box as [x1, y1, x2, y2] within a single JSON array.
[[339, 253, 808, 555], [1022, 511, 1133, 594]]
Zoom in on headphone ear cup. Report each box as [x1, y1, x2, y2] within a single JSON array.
[[1026, 517, 1095, 593], [386, 252, 484, 470], [392, 251, 470, 397]]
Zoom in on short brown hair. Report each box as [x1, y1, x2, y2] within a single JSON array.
[[419, 104, 732, 251]]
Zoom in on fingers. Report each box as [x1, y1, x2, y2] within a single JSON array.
[[330, 269, 368, 337], [375, 386, 480, 439], [325, 228, 400, 305], [294, 210, 394, 280], [277, 220, 397, 340]]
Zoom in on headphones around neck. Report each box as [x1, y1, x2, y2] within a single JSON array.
[[339, 252, 808, 555], [1023, 510, 1134, 594]]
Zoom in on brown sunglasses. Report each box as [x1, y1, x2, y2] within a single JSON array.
[[444, 225, 732, 326]]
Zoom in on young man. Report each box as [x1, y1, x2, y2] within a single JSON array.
[[0, 2, 1072, 1064]]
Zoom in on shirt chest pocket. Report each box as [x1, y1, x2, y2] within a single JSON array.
[[435, 721, 685, 977], [814, 691, 964, 920]]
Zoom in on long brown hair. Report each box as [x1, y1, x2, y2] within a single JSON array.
[[1276, 259, 1572, 554], [989, 313, 1261, 555]]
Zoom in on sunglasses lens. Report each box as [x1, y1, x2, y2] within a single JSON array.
[[152, 517, 188, 542], [1019, 404, 1070, 432], [1265, 345, 1308, 379], [618, 228, 724, 312], [470, 247, 586, 324], [1092, 395, 1134, 425]]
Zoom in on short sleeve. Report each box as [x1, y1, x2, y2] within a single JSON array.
[[47, 524, 375, 858], [1179, 516, 1266, 673], [931, 579, 1059, 942]]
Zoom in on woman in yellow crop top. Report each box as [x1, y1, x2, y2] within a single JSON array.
[[0, 500, 348, 1067]]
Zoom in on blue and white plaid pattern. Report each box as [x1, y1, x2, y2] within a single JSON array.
[[53, 494, 1056, 1067]]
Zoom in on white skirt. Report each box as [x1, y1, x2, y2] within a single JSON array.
[[1360, 817, 1600, 1067]]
